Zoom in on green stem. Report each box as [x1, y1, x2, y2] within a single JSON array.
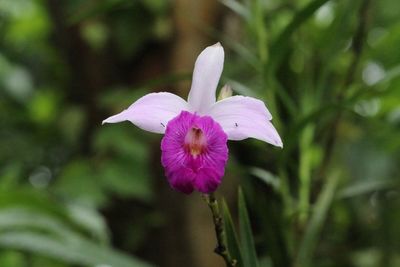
[[202, 193, 237, 267], [298, 123, 315, 225]]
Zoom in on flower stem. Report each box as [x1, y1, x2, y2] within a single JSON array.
[[202, 193, 237, 267]]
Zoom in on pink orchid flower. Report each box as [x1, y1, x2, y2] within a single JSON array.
[[103, 43, 282, 194]]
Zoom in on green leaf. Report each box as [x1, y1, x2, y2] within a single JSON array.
[[269, 0, 332, 71], [337, 178, 398, 199], [65, 204, 109, 244], [219, 0, 250, 20], [0, 208, 79, 242], [296, 172, 340, 266], [221, 198, 243, 266], [250, 167, 281, 193], [99, 160, 152, 202], [0, 189, 71, 219], [0, 231, 152, 267], [54, 160, 106, 207], [0, 190, 108, 243], [0, 208, 152, 267], [238, 188, 259, 267]]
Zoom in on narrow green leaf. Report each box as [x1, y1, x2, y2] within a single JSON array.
[[250, 167, 281, 193], [219, 0, 250, 20], [221, 198, 243, 266], [238, 188, 259, 267], [337, 179, 397, 199], [296, 172, 340, 266]]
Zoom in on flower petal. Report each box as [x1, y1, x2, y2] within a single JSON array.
[[102, 92, 189, 134], [187, 43, 224, 114], [161, 111, 228, 194], [208, 96, 283, 147]]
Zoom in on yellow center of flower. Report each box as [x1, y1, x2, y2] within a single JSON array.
[[184, 127, 207, 157]]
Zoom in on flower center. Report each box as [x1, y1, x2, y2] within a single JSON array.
[[184, 126, 207, 157]]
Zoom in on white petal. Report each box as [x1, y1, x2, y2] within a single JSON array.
[[102, 92, 189, 134], [208, 96, 283, 147], [187, 43, 224, 114]]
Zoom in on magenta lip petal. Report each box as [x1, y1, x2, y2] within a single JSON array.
[[161, 111, 228, 194]]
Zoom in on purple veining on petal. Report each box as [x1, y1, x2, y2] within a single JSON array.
[[161, 111, 228, 194]]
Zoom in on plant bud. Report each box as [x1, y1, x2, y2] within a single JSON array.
[[217, 84, 233, 101]]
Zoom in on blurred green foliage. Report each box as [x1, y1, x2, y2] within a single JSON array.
[[1, 0, 400, 266]]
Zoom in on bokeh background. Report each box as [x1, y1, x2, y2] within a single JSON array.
[[1, 0, 400, 266]]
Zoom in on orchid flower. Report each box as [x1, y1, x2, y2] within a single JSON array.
[[103, 43, 282, 194]]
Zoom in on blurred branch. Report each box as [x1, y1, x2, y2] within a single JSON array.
[[265, 0, 332, 129], [343, 0, 372, 93], [317, 0, 372, 180], [269, 0, 332, 72]]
